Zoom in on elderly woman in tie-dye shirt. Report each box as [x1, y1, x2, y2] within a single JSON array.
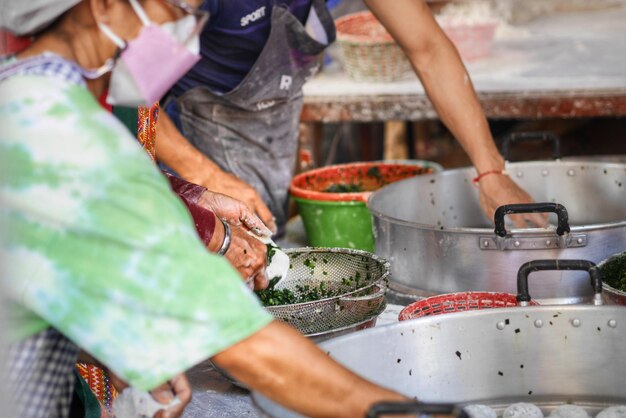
[[0, 1, 409, 418]]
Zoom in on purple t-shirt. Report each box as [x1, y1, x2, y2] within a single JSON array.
[[170, 0, 313, 96]]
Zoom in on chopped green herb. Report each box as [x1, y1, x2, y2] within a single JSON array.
[[324, 183, 364, 193], [366, 166, 384, 182], [601, 254, 626, 292], [256, 279, 347, 306], [256, 277, 298, 306], [266, 244, 277, 263]]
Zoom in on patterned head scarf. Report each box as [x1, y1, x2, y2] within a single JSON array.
[[0, 0, 81, 36]]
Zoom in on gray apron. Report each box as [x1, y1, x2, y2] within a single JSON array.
[[172, 0, 335, 234]]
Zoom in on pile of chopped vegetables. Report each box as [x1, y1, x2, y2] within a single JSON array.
[[256, 277, 345, 306], [256, 274, 371, 306], [256, 277, 340, 306], [256, 277, 299, 306], [366, 166, 384, 182], [324, 183, 364, 193], [609, 271, 626, 292], [601, 254, 626, 292]]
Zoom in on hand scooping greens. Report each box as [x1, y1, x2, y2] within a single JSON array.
[[265, 241, 290, 284], [246, 231, 289, 285]]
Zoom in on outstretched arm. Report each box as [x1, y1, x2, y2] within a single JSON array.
[[213, 321, 407, 418], [165, 173, 271, 290], [365, 0, 545, 227], [155, 110, 277, 233]]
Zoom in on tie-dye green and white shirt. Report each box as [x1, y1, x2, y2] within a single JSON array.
[[0, 54, 272, 390]]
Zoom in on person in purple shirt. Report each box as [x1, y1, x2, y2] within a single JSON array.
[[156, 0, 546, 236]]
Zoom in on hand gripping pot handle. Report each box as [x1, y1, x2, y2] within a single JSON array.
[[516, 259, 603, 306], [494, 202, 571, 238], [367, 401, 469, 418], [501, 131, 562, 161]]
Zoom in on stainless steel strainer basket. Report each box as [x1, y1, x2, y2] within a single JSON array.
[[265, 247, 390, 335]]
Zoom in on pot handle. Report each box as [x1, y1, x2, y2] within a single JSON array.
[[501, 131, 562, 161], [494, 202, 570, 237], [367, 401, 469, 418], [517, 259, 603, 306]]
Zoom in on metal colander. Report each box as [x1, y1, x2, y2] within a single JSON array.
[[265, 247, 389, 335]]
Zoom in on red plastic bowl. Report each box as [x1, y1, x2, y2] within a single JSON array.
[[290, 161, 436, 203], [399, 292, 539, 321]]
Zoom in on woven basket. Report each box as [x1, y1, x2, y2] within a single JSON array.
[[335, 11, 413, 82]]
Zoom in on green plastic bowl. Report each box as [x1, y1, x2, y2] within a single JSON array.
[[293, 198, 375, 251], [290, 161, 441, 251]]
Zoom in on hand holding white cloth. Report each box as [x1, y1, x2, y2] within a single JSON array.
[[113, 387, 181, 418], [247, 232, 289, 285]]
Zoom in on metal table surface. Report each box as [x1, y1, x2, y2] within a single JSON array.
[[182, 360, 258, 418], [301, 6, 626, 122]]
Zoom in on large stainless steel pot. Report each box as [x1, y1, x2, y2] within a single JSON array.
[[253, 261, 626, 417], [368, 158, 626, 303]]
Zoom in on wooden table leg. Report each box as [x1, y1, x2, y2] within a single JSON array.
[[297, 121, 324, 172], [383, 120, 409, 160]]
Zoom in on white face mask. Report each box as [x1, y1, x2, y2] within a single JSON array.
[[161, 14, 201, 53], [96, 0, 203, 107]]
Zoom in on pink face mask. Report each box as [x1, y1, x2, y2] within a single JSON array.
[[97, 0, 202, 107]]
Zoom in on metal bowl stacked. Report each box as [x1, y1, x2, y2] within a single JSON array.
[[263, 247, 390, 340]]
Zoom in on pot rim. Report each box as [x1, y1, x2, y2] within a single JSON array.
[[367, 210, 626, 234], [367, 160, 626, 233], [320, 305, 626, 347]]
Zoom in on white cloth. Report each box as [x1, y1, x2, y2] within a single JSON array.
[[247, 232, 289, 284], [266, 242, 290, 283], [113, 387, 181, 418]]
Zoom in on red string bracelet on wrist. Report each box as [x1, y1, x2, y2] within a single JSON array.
[[472, 169, 508, 186]]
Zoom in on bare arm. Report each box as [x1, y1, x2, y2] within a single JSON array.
[[155, 111, 277, 232], [366, 0, 499, 172], [213, 321, 406, 418], [166, 173, 270, 289], [364, 0, 545, 227]]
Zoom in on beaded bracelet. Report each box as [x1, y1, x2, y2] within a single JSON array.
[[217, 218, 231, 256]]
